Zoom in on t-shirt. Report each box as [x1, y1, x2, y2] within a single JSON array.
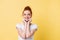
[[16, 22, 38, 40]]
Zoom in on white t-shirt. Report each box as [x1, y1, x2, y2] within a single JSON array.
[[16, 23, 38, 40]]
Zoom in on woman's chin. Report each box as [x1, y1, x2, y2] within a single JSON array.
[[25, 20, 29, 22]]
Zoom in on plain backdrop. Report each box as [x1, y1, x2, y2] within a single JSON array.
[[0, 0, 60, 40]]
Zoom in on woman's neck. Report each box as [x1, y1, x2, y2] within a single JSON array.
[[22, 21, 32, 26]]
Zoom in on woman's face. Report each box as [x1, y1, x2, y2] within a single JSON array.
[[22, 10, 32, 22]]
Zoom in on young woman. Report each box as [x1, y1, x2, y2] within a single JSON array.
[[16, 6, 38, 40]]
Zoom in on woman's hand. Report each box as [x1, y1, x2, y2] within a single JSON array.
[[23, 18, 32, 25], [28, 18, 32, 24], [22, 18, 37, 39]]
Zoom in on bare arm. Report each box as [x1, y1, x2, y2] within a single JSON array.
[[26, 29, 37, 38], [26, 22, 37, 38], [22, 18, 37, 39], [16, 27, 26, 39]]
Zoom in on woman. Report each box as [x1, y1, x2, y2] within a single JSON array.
[[16, 6, 38, 40]]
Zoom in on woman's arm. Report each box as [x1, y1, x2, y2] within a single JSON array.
[[26, 22, 37, 38], [16, 27, 26, 39], [26, 28, 37, 38]]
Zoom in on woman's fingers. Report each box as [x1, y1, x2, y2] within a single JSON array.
[[28, 18, 32, 23]]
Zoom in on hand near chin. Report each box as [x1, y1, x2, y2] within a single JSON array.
[[23, 18, 32, 33], [23, 18, 32, 27], [28, 18, 32, 24]]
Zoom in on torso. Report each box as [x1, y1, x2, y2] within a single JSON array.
[[16, 22, 37, 40]]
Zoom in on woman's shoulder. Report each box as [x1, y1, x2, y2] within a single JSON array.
[[31, 23, 38, 26], [16, 22, 22, 28], [16, 22, 21, 25], [30, 23, 38, 30]]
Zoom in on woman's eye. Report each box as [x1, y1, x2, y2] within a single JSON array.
[[24, 14, 26, 15], [28, 14, 30, 15]]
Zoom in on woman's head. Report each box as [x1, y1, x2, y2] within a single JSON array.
[[22, 6, 32, 22]]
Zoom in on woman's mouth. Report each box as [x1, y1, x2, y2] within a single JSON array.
[[25, 19, 29, 22]]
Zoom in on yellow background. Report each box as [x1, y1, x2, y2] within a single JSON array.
[[0, 0, 60, 40]]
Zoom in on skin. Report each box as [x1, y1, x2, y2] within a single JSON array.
[[16, 10, 37, 40]]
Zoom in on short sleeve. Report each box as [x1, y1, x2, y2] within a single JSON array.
[[31, 24, 38, 30], [16, 23, 21, 28]]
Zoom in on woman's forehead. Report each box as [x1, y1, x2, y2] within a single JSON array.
[[23, 10, 31, 14]]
